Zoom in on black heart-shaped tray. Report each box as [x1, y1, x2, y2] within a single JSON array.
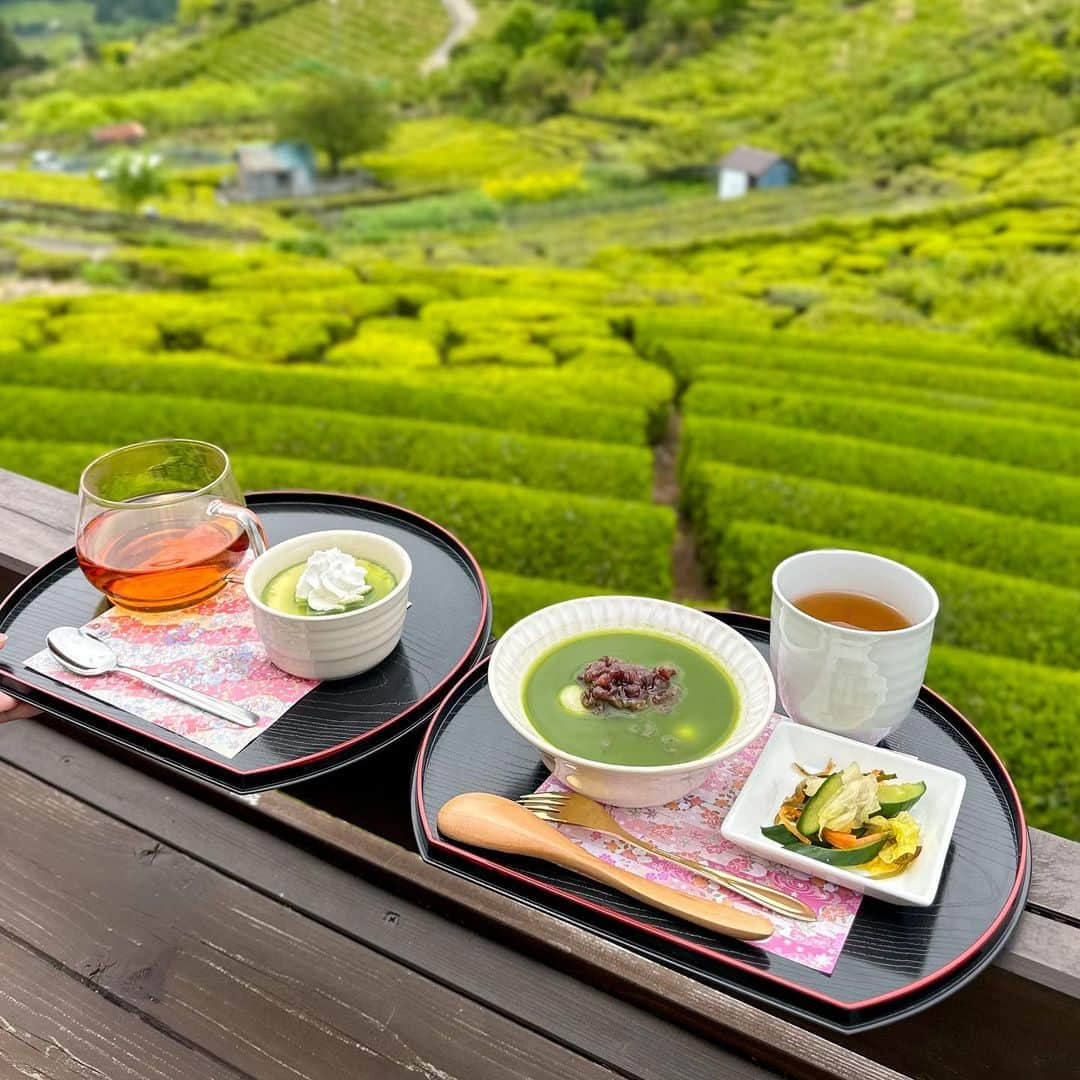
[[412, 612, 1029, 1032], [0, 491, 491, 792]]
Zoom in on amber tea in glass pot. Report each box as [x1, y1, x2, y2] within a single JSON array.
[[76, 439, 267, 612]]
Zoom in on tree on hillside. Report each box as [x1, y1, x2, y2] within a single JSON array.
[[0, 20, 29, 73], [276, 78, 393, 177]]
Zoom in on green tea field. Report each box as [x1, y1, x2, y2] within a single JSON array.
[[0, 231, 1077, 836], [0, 0, 1077, 838]]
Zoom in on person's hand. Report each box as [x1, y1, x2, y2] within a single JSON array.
[[0, 633, 38, 722]]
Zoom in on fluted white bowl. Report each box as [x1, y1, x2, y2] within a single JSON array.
[[244, 529, 411, 681], [489, 596, 776, 807]]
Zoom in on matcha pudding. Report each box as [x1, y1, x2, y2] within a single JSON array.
[[245, 529, 413, 680], [262, 547, 397, 616]]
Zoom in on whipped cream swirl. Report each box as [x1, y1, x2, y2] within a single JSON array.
[[295, 547, 372, 613]]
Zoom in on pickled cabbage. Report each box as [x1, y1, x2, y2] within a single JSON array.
[[815, 764, 881, 832], [862, 812, 922, 875]]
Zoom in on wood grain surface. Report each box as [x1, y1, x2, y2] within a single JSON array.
[[0, 933, 237, 1079], [0, 755, 632, 1080], [0, 718, 779, 1080], [1, 467, 1077, 1080]]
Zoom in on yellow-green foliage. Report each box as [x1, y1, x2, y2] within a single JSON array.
[[362, 118, 574, 188], [326, 332, 440, 369], [447, 341, 555, 366], [0, 385, 655, 501], [204, 318, 332, 363], [483, 166, 586, 205], [0, 439, 674, 594], [687, 460, 1080, 589], [1, 351, 650, 446], [682, 382, 1080, 476], [680, 416, 1080, 528], [689, 361, 1080, 431]]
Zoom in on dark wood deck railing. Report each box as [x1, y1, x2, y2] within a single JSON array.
[[0, 467, 1075, 1080]]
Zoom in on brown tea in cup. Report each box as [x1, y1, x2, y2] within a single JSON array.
[[794, 590, 912, 632]]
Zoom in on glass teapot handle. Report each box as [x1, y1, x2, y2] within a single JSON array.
[[207, 499, 268, 557]]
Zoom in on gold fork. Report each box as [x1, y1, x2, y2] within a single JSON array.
[[518, 791, 816, 922]]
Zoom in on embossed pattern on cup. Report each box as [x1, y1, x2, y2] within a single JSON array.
[[771, 550, 938, 744]]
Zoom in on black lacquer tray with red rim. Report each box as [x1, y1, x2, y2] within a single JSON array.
[[0, 492, 491, 792], [412, 612, 1029, 1033]]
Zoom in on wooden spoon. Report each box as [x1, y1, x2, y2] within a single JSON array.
[[437, 793, 773, 942]]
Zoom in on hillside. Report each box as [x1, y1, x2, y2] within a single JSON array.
[[10, 0, 448, 133]]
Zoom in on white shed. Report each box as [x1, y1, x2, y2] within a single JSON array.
[[718, 146, 795, 200]]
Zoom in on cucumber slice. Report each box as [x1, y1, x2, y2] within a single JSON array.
[[797, 772, 843, 837], [761, 824, 799, 844], [877, 780, 926, 818], [760, 826, 888, 866]]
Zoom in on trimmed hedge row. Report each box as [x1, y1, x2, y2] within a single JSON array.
[[67, 286, 400, 330], [233, 457, 675, 594], [447, 341, 556, 367], [325, 333, 440, 369], [924, 646, 1078, 840], [486, 571, 602, 636], [0, 441, 675, 594], [423, 364, 676, 440], [210, 266, 361, 292], [690, 362, 1080, 431], [670, 339, 1080, 411], [687, 461, 1080, 589], [714, 520, 1080, 668], [638, 319, 1079, 380], [0, 352, 650, 446], [681, 383, 1080, 476], [47, 313, 162, 351], [204, 317, 334, 363], [680, 416, 1080, 527], [0, 386, 655, 501]]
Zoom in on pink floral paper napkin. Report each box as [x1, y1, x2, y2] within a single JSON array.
[[24, 572, 318, 759], [536, 715, 862, 973]]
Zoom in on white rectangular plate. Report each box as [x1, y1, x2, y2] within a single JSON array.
[[721, 721, 966, 906]]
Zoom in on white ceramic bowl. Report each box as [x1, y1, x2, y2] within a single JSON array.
[[244, 529, 412, 680], [489, 596, 776, 807]]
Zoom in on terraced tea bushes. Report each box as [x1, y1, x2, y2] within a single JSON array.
[[680, 417, 1080, 527], [0, 351, 650, 447], [683, 384, 1080, 476], [673, 339, 1080, 411], [687, 461, 1080, 589], [923, 648, 1079, 841], [0, 386, 655, 502], [688, 363, 1080, 432]]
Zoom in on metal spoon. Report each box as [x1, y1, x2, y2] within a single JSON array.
[[45, 626, 259, 728]]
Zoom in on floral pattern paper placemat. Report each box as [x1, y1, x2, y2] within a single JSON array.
[[24, 575, 318, 759], [537, 716, 863, 973]]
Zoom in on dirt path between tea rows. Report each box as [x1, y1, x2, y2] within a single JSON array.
[[421, 0, 479, 75], [652, 410, 711, 603]]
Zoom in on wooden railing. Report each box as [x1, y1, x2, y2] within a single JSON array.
[[0, 467, 1076, 1079]]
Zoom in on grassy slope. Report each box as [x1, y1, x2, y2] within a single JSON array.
[[572, 0, 1079, 172], [15, 0, 446, 103]]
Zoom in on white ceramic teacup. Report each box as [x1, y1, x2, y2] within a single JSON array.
[[771, 549, 938, 744], [244, 529, 411, 681]]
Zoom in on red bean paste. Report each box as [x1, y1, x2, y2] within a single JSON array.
[[578, 656, 681, 713]]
